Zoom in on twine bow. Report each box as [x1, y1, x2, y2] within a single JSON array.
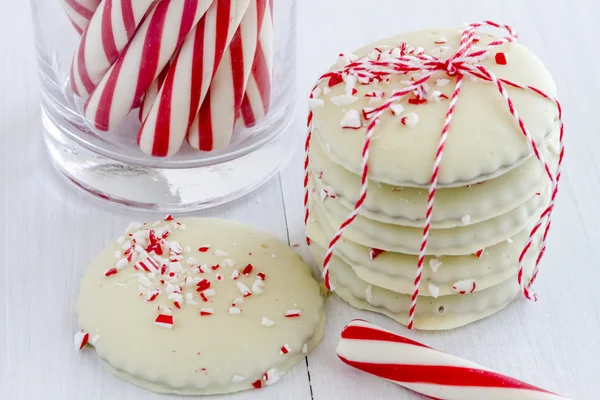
[[304, 21, 564, 329]]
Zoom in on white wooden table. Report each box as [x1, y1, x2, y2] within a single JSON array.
[[1, 1, 598, 399]]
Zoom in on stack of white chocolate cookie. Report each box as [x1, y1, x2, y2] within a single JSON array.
[[306, 27, 561, 330]]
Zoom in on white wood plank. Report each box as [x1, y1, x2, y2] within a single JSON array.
[[283, 0, 600, 399], [0, 3, 311, 399]]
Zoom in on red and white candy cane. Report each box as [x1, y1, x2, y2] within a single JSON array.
[[337, 320, 569, 400], [70, 0, 157, 98], [137, 0, 250, 156], [187, 0, 262, 152], [84, 0, 215, 131], [238, 0, 274, 128], [303, 21, 564, 329], [61, 0, 101, 35]]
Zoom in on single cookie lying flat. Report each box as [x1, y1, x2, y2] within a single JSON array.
[[75, 217, 325, 395]]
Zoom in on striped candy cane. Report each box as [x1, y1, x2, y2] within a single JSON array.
[[61, 0, 101, 35], [337, 320, 569, 400], [187, 0, 262, 152], [137, 0, 250, 156], [84, 0, 215, 131], [239, 0, 273, 128], [70, 0, 157, 98]]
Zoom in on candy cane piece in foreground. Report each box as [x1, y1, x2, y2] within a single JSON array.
[[239, 0, 273, 128], [61, 0, 101, 34], [137, 0, 249, 156], [187, 0, 260, 152], [337, 320, 569, 400], [84, 0, 214, 131], [70, 0, 156, 98]]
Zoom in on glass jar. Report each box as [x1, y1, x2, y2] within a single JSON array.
[[31, 0, 296, 211]]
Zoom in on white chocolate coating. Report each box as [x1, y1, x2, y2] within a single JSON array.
[[309, 242, 533, 330], [310, 133, 559, 228], [310, 182, 548, 256], [312, 27, 559, 187], [307, 212, 540, 297], [75, 218, 325, 395]]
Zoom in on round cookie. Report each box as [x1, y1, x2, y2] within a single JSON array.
[[306, 212, 540, 297], [309, 242, 534, 330], [310, 133, 559, 228], [310, 182, 548, 255], [311, 27, 560, 187], [75, 217, 326, 395]]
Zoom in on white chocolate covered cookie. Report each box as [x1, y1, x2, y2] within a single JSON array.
[[310, 134, 559, 228], [311, 27, 560, 187], [309, 242, 533, 330], [307, 211, 540, 297], [75, 217, 325, 395], [310, 182, 548, 255]]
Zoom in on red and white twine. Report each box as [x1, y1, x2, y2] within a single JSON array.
[[303, 21, 564, 329]]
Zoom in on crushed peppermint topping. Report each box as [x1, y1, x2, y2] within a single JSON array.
[[401, 112, 419, 127], [309, 98, 325, 109], [285, 310, 301, 318], [223, 259, 236, 268], [453, 279, 477, 294], [331, 94, 359, 107], [429, 258, 443, 272], [369, 248, 385, 260], [252, 279, 265, 294], [475, 248, 485, 258], [261, 317, 275, 327], [215, 273, 223, 281], [200, 308, 214, 316], [242, 264, 253, 275], [365, 285, 373, 303], [232, 297, 244, 306], [340, 109, 362, 129], [232, 375, 245, 383], [252, 380, 263, 389], [495, 52, 508, 65], [215, 249, 229, 257], [104, 268, 118, 277], [154, 314, 174, 329], [428, 282, 440, 298], [302, 343, 308, 354], [263, 368, 280, 386], [256, 272, 266, 281], [461, 215, 471, 225], [74, 330, 89, 350], [198, 245, 211, 252], [228, 306, 242, 315], [146, 288, 161, 302], [280, 344, 291, 355], [389, 103, 404, 116], [231, 270, 240, 280], [237, 282, 252, 297], [90, 335, 100, 346]]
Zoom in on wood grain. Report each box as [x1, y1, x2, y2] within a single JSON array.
[[2, 0, 599, 399]]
